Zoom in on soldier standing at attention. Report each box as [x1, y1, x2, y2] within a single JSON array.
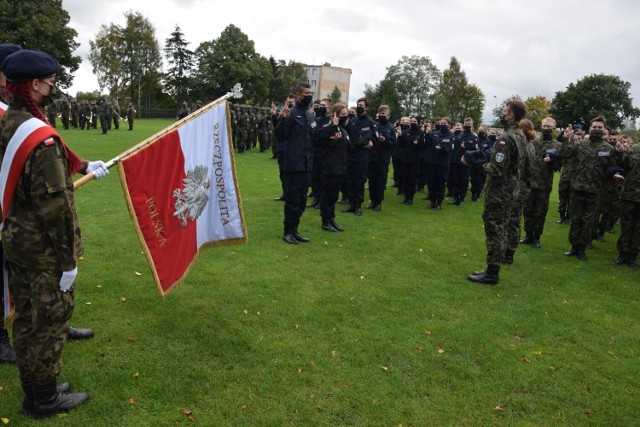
[[126, 102, 135, 131], [60, 98, 70, 130], [559, 116, 617, 261], [98, 98, 109, 135], [70, 98, 78, 128], [612, 136, 639, 269], [275, 83, 314, 244], [465, 100, 527, 284], [0, 49, 110, 418]]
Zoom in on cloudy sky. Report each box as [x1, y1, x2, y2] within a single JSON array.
[[63, 0, 640, 122]]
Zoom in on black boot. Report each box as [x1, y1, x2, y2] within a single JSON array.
[[31, 378, 89, 419], [502, 249, 515, 265], [329, 218, 344, 232], [292, 229, 310, 243], [531, 235, 541, 249], [321, 220, 338, 232], [282, 228, 299, 244], [68, 326, 94, 340], [341, 204, 355, 213], [564, 245, 578, 256], [612, 252, 628, 266], [0, 328, 16, 364], [434, 200, 442, 211], [20, 371, 72, 415], [467, 264, 500, 285], [629, 253, 638, 270], [519, 235, 533, 245], [577, 244, 588, 261]]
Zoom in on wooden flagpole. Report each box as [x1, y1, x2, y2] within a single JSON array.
[[73, 83, 243, 189]]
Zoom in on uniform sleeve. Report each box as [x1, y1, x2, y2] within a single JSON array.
[[482, 137, 510, 177], [29, 142, 78, 271]]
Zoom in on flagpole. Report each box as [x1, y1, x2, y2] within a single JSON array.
[[73, 84, 243, 189]]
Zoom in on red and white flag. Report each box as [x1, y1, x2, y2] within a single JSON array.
[[0, 101, 7, 115], [118, 100, 247, 297]]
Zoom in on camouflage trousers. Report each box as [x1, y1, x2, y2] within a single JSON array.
[[568, 190, 600, 246], [617, 200, 640, 254], [505, 187, 528, 252], [597, 190, 622, 236], [557, 178, 571, 218], [8, 263, 74, 383], [483, 200, 513, 266], [523, 188, 552, 236]]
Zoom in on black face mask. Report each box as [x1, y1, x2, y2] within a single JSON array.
[[463, 125, 471, 132], [378, 115, 387, 123], [314, 106, 326, 117], [478, 131, 486, 138], [542, 129, 553, 138], [401, 124, 410, 131], [356, 106, 365, 115], [489, 135, 497, 142], [288, 102, 294, 108], [348, 113, 356, 119], [339, 116, 349, 126], [39, 80, 58, 107], [410, 123, 418, 131], [440, 125, 449, 134], [435, 124, 441, 131], [590, 130, 604, 141], [454, 129, 462, 135], [301, 95, 313, 108], [500, 114, 510, 127]]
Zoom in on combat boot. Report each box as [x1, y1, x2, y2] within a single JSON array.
[[31, 379, 89, 419], [321, 220, 338, 232], [0, 329, 16, 364], [467, 264, 500, 285], [564, 245, 578, 256], [612, 252, 628, 266], [329, 218, 344, 232], [502, 249, 515, 265], [577, 245, 588, 261], [20, 371, 71, 415], [519, 235, 533, 245], [531, 235, 541, 249], [628, 253, 638, 270]]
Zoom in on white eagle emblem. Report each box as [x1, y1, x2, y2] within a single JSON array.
[[172, 165, 211, 227]]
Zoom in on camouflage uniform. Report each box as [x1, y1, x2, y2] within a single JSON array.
[[60, 99, 70, 130], [0, 106, 86, 384], [257, 110, 271, 152], [79, 101, 90, 130], [558, 134, 617, 253], [557, 143, 575, 223], [596, 164, 622, 238], [504, 137, 534, 257], [111, 102, 120, 130], [70, 99, 78, 128], [522, 135, 561, 242], [91, 101, 98, 129], [236, 107, 248, 152], [98, 99, 109, 134], [45, 102, 58, 129], [481, 122, 527, 268], [615, 144, 640, 266], [126, 104, 135, 131], [105, 100, 113, 130]]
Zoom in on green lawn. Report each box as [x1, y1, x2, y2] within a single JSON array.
[[1, 118, 638, 426]]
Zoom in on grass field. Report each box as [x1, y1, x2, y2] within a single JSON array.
[[1, 118, 638, 426]]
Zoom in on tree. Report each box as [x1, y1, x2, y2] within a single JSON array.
[[384, 55, 441, 118], [328, 85, 342, 105], [459, 84, 485, 125], [550, 74, 640, 130], [439, 57, 468, 122], [267, 57, 306, 104], [363, 78, 402, 120], [164, 25, 194, 102], [89, 23, 126, 99], [0, 0, 81, 88], [192, 24, 272, 105], [524, 95, 551, 129], [492, 94, 522, 127]]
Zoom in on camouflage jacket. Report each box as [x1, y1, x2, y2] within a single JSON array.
[[529, 137, 561, 190], [482, 122, 527, 204], [0, 107, 85, 271], [617, 144, 640, 202], [558, 136, 616, 194]]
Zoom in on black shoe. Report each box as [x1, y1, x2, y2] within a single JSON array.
[[596, 234, 605, 243], [628, 253, 638, 270], [307, 192, 314, 198], [68, 327, 94, 340], [577, 245, 587, 261], [365, 203, 375, 209], [586, 242, 593, 249], [31, 380, 90, 419], [282, 233, 299, 244], [433, 203, 441, 211], [321, 222, 338, 232], [0, 329, 15, 364], [330, 219, 344, 232], [307, 199, 319, 208], [372, 204, 381, 212], [341, 206, 355, 213], [612, 252, 628, 266], [531, 238, 541, 249], [405, 199, 413, 206], [520, 235, 533, 245], [394, 191, 403, 196], [337, 198, 350, 205], [467, 271, 499, 285], [564, 246, 578, 256], [273, 195, 285, 201], [606, 226, 615, 233], [23, 382, 72, 415], [354, 208, 362, 216], [457, 201, 464, 207], [293, 231, 310, 243]]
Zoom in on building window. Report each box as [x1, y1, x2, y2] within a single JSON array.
[[312, 68, 318, 75], [305, 69, 310, 75], [311, 80, 317, 86]]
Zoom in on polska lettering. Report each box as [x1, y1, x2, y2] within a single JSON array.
[[145, 197, 168, 247]]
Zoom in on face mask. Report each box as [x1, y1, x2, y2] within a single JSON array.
[[435, 124, 441, 131], [314, 106, 326, 116], [454, 129, 462, 135], [356, 106, 365, 115], [288, 102, 294, 108], [348, 113, 356, 119], [489, 135, 497, 142], [301, 95, 313, 108], [39, 80, 57, 107], [440, 125, 449, 134], [478, 131, 486, 138], [463, 125, 471, 132], [378, 115, 387, 123], [410, 123, 418, 131], [339, 116, 348, 126], [590, 130, 604, 141], [401, 124, 410, 131], [542, 129, 553, 138], [500, 114, 510, 127]]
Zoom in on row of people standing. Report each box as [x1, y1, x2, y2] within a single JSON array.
[[230, 104, 275, 153]]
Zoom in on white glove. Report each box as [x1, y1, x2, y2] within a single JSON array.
[[87, 161, 109, 180], [59, 267, 78, 292]]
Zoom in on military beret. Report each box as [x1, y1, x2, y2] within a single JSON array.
[[544, 148, 559, 160], [1, 49, 60, 82], [605, 166, 625, 178], [0, 44, 22, 68], [463, 149, 488, 166]]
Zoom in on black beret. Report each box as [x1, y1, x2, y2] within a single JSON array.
[[1, 49, 60, 82], [605, 166, 625, 178], [0, 44, 22, 68], [463, 149, 488, 166]]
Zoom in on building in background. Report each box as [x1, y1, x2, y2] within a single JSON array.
[[304, 63, 352, 104]]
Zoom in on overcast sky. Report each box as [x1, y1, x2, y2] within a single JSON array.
[[63, 0, 640, 123]]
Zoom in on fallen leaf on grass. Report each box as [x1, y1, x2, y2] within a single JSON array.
[[608, 350, 615, 356], [584, 408, 593, 415], [120, 297, 127, 302], [243, 310, 248, 315], [132, 372, 140, 378], [297, 368, 302, 375], [582, 384, 591, 393], [331, 351, 337, 357], [437, 348, 445, 354], [240, 405, 247, 409], [127, 336, 137, 341], [494, 406, 505, 412], [0, 386, 3, 392], [414, 345, 424, 351], [180, 408, 195, 421], [520, 357, 530, 363], [134, 271, 142, 276], [85, 302, 92, 305], [96, 285, 102, 288], [381, 366, 389, 372], [1, 418, 9, 425], [422, 329, 432, 335], [534, 351, 542, 357], [129, 397, 138, 405]]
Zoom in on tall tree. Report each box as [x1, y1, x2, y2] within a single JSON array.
[[267, 57, 306, 104], [328, 85, 343, 105], [439, 57, 468, 122], [550, 74, 640, 129], [89, 23, 126, 99], [525, 95, 552, 129], [363, 78, 402, 120], [459, 84, 485, 125], [192, 24, 272, 104], [384, 55, 441, 118], [0, 0, 81, 88], [164, 25, 194, 102]]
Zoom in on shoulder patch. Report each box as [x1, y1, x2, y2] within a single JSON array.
[[495, 152, 505, 163], [44, 137, 55, 146]]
